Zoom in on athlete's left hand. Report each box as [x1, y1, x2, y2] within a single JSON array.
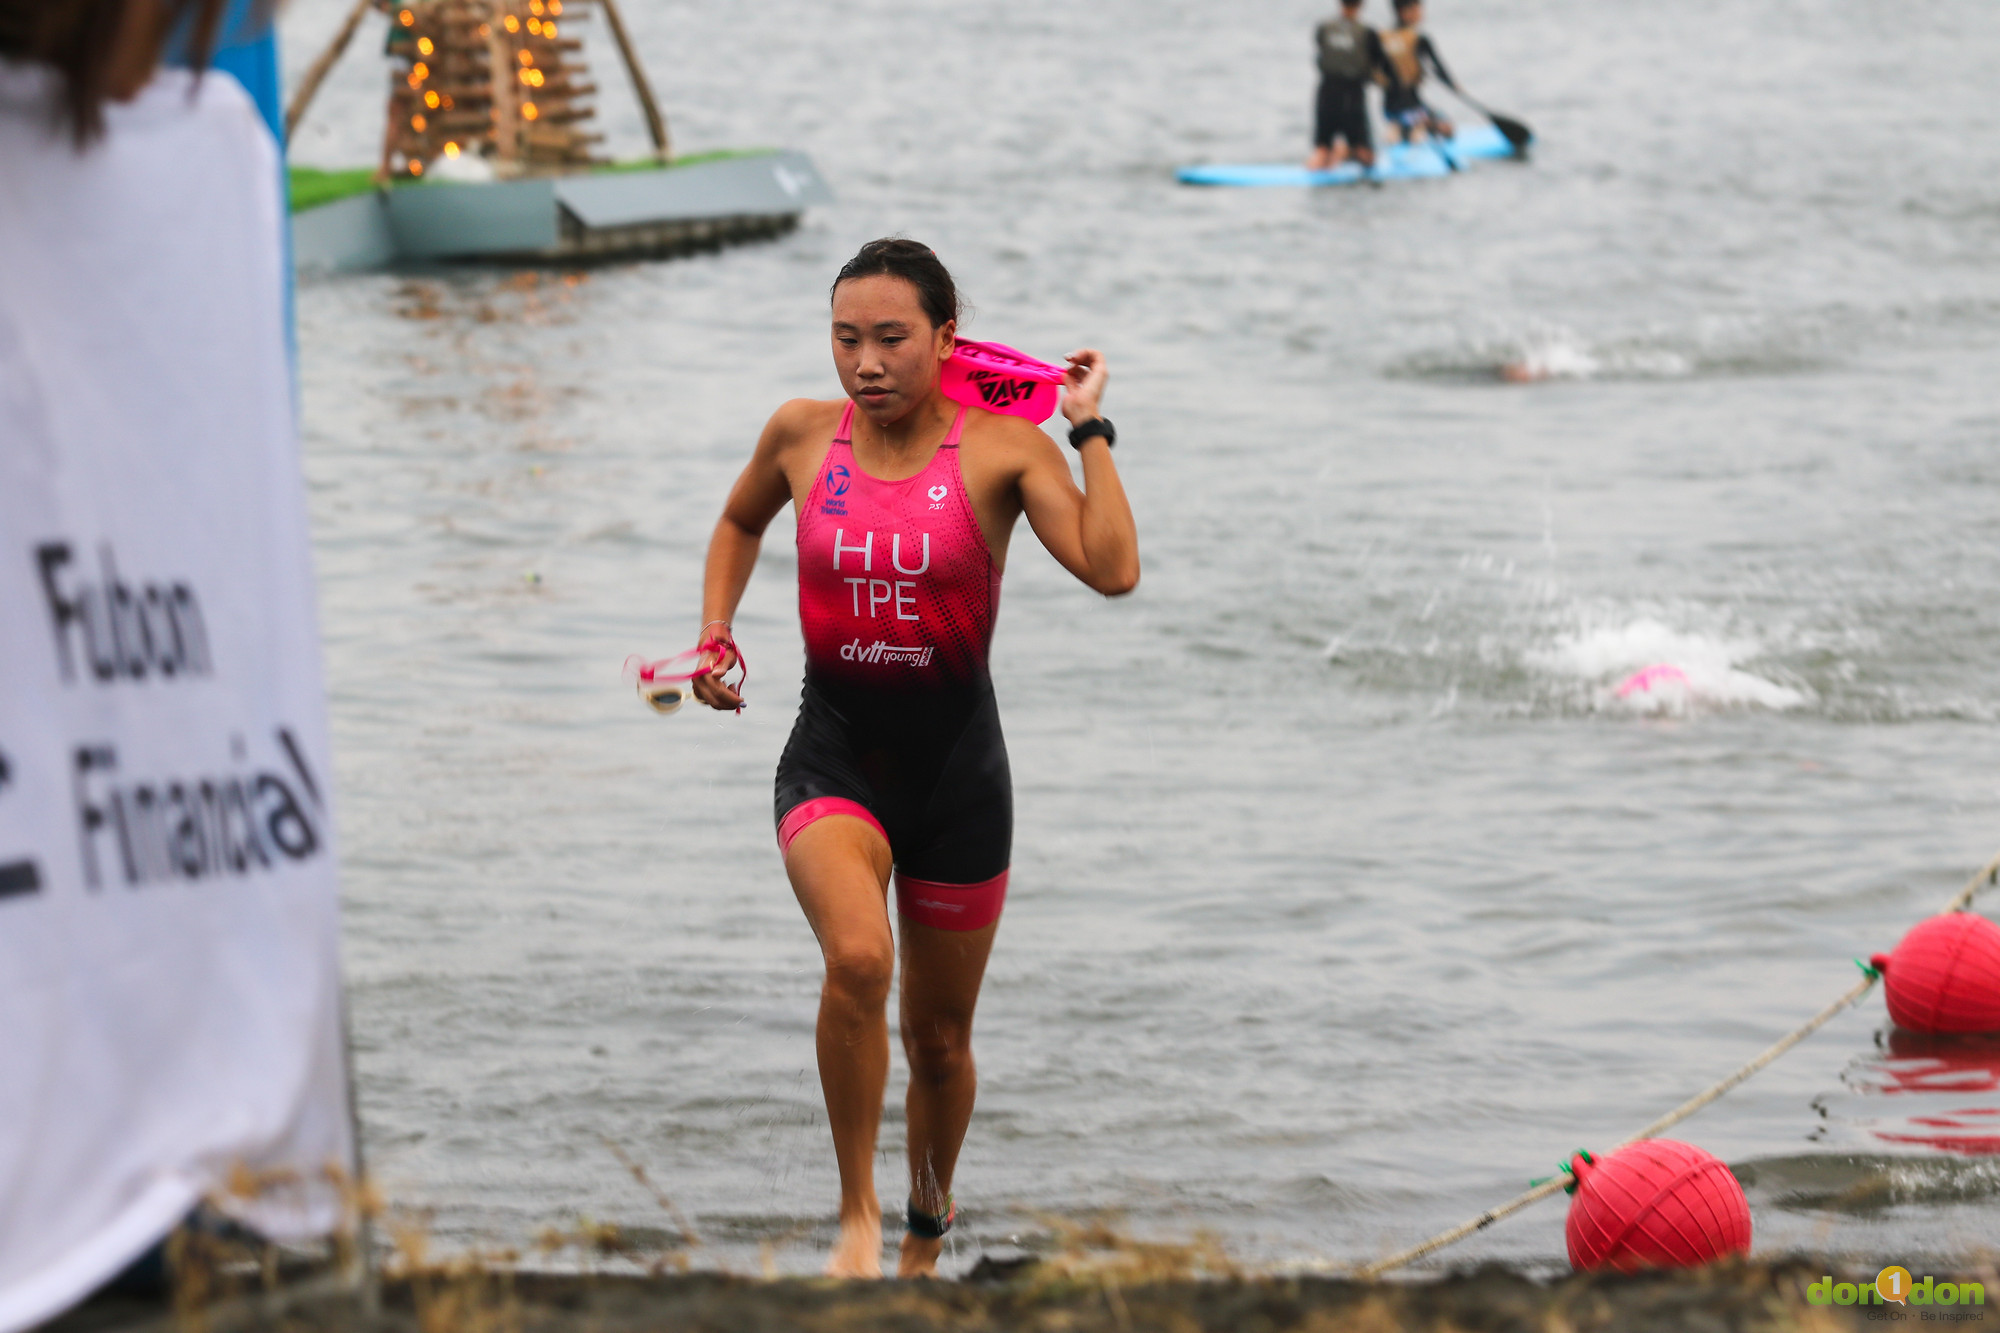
[[692, 636, 743, 711], [1060, 348, 1108, 425]]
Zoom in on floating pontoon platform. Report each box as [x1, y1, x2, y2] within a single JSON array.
[[291, 149, 833, 273]]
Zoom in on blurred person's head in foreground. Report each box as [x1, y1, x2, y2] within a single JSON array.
[[0, 0, 232, 143]]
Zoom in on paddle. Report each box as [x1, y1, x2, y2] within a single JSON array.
[[1388, 113, 1459, 171], [1400, 113, 1460, 170], [1446, 87, 1533, 155]]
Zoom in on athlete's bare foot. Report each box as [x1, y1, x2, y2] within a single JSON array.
[[824, 1209, 883, 1278], [897, 1232, 944, 1278]]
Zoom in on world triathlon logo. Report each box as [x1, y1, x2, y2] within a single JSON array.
[[821, 463, 851, 516], [1805, 1265, 1986, 1313]]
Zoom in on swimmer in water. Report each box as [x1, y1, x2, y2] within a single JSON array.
[[689, 238, 1140, 1278]]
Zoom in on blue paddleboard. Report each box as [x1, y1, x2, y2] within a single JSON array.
[[1177, 124, 1522, 187]]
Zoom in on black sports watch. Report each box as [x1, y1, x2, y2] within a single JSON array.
[[1067, 418, 1115, 450]]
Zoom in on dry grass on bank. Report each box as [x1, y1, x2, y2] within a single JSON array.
[[43, 1211, 1999, 1333]]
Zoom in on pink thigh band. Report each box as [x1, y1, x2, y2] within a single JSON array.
[[895, 870, 1009, 932], [778, 797, 888, 855]]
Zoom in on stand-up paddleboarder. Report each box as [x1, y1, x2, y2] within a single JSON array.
[[1309, 0, 1386, 170], [689, 239, 1140, 1277], [1379, 0, 1458, 144]]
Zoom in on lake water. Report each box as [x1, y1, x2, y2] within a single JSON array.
[[281, 0, 2000, 1273]]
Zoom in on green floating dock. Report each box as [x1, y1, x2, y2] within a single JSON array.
[[290, 149, 833, 272]]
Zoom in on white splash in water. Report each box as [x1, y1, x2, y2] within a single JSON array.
[[1498, 327, 1694, 383], [1530, 617, 1809, 713]]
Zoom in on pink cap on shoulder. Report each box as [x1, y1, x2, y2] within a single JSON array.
[[939, 339, 1067, 423]]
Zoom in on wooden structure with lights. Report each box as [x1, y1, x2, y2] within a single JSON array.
[[382, 0, 600, 179], [287, 0, 670, 180], [283, 0, 831, 270]]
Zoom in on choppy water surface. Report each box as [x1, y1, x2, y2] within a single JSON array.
[[283, 0, 2000, 1272]]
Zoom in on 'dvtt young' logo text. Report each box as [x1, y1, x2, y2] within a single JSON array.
[[840, 639, 934, 667]]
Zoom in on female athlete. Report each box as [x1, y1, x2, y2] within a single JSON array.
[[689, 238, 1139, 1277]]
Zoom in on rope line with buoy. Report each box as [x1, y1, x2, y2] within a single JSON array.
[[1353, 848, 2000, 1279]]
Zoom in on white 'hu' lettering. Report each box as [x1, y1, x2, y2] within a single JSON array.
[[892, 533, 930, 575], [832, 529, 873, 572]]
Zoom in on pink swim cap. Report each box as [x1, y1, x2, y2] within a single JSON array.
[[939, 339, 1067, 423], [1615, 664, 1690, 699]]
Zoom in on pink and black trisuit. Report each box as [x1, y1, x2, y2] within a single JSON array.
[[775, 402, 1011, 931]]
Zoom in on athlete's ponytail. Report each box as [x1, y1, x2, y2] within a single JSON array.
[[831, 238, 962, 331]]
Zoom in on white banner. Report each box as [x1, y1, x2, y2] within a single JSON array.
[[0, 63, 352, 1332]]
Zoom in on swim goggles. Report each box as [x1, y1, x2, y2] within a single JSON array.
[[622, 636, 745, 715]]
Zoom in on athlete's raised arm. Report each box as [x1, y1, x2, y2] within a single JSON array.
[[1015, 349, 1140, 596], [692, 399, 816, 709]]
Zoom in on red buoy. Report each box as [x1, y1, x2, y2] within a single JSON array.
[[1564, 1140, 1751, 1272], [1870, 912, 2000, 1035]]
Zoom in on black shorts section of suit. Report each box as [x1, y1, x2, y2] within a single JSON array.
[[1383, 87, 1437, 127], [774, 676, 1013, 886], [1314, 76, 1373, 151]]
